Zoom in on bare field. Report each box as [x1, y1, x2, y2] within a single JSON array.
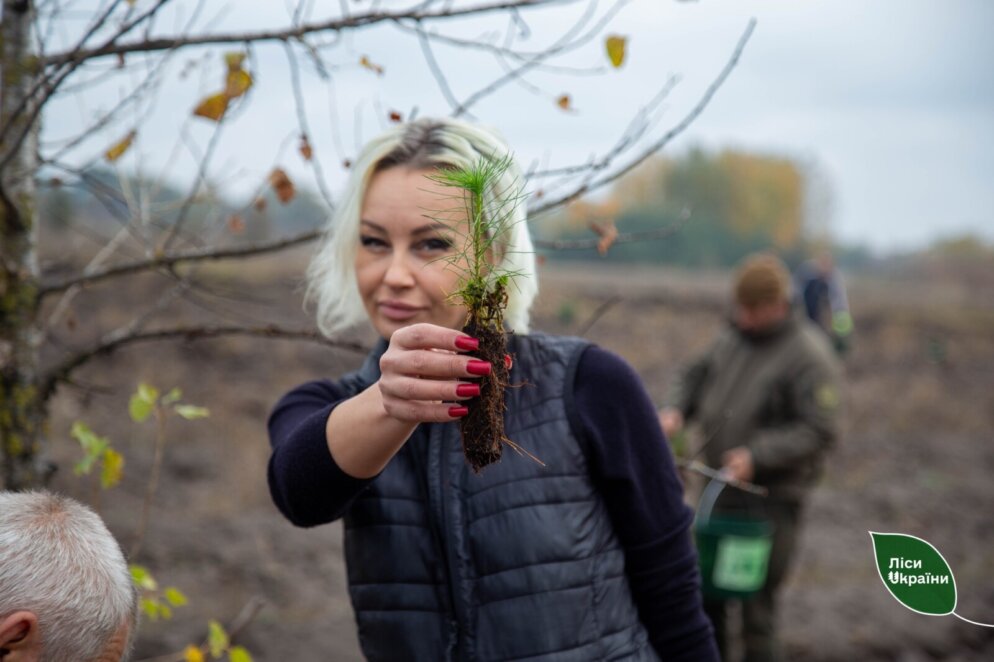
[[41, 258, 994, 660]]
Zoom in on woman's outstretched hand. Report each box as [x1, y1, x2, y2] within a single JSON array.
[[377, 323, 491, 423]]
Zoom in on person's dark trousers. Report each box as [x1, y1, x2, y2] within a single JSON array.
[[703, 499, 802, 662]]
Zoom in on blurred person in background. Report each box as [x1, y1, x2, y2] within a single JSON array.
[[793, 249, 853, 354], [659, 253, 843, 662], [267, 117, 718, 661], [0, 490, 139, 662]]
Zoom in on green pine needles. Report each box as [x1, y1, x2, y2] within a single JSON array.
[[428, 154, 535, 473], [429, 152, 527, 326]]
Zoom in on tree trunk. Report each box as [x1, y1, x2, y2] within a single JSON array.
[[1, 0, 49, 490]]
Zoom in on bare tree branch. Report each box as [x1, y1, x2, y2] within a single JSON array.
[[453, 0, 614, 117], [528, 72, 680, 203], [0, 0, 172, 171], [416, 21, 465, 116], [284, 40, 336, 210], [529, 17, 757, 216], [394, 21, 606, 75], [532, 208, 690, 250], [40, 324, 368, 401], [41, 0, 580, 66], [38, 228, 322, 298]]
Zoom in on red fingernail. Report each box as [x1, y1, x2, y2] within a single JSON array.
[[454, 336, 479, 351], [466, 360, 492, 376], [456, 383, 481, 397], [504, 354, 513, 370], [449, 406, 469, 418]]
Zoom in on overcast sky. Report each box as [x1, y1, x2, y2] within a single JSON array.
[[43, 0, 994, 253]]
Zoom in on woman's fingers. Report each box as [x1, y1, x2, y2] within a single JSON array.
[[390, 322, 479, 353], [377, 323, 490, 423], [380, 399, 471, 423], [380, 376, 480, 403], [381, 348, 491, 380]]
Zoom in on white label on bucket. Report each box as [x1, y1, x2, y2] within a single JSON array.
[[713, 535, 772, 591]]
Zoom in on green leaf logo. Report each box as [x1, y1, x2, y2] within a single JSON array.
[[869, 532, 956, 616]]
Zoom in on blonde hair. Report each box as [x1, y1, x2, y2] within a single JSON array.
[[305, 117, 538, 336]]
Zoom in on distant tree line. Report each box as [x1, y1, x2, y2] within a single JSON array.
[[538, 147, 870, 268]]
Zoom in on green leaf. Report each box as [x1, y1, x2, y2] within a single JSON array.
[[184, 646, 205, 662], [228, 646, 252, 662], [159, 604, 173, 620], [164, 587, 188, 607], [129, 384, 158, 423], [141, 597, 161, 621], [174, 404, 210, 420], [100, 448, 124, 488], [162, 387, 183, 405], [870, 531, 957, 616], [129, 564, 158, 591], [139, 383, 160, 402], [207, 620, 229, 658], [71, 421, 110, 475]]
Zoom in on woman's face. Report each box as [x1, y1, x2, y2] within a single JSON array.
[[356, 166, 473, 339]]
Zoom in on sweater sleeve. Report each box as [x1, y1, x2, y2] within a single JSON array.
[[571, 346, 719, 662], [266, 379, 375, 527]]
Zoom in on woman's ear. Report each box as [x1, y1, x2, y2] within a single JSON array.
[[0, 611, 40, 658]]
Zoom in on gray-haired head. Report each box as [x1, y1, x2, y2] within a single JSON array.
[[305, 116, 539, 336], [0, 491, 139, 661]]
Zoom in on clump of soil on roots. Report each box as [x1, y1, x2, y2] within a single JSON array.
[[460, 315, 510, 472], [458, 282, 537, 473]]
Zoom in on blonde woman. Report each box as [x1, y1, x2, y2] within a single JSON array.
[[267, 118, 717, 661]]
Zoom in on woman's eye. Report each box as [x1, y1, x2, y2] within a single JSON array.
[[360, 235, 387, 249], [419, 238, 454, 252]]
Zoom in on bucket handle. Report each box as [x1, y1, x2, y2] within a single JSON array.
[[695, 477, 727, 528]]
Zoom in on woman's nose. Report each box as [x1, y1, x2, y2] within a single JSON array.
[[383, 252, 417, 288]]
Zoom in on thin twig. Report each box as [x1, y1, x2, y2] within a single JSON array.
[[41, 0, 576, 65], [532, 212, 688, 251], [39, 229, 322, 298], [40, 325, 368, 401], [576, 295, 620, 337], [129, 404, 167, 560], [284, 40, 336, 210], [416, 21, 464, 116], [529, 18, 757, 216], [134, 596, 267, 662]]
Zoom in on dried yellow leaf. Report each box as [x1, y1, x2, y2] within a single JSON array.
[[183, 645, 205, 662], [589, 219, 619, 255], [227, 214, 245, 234], [299, 134, 313, 161], [225, 69, 253, 99], [556, 94, 572, 111], [268, 168, 296, 204], [224, 52, 246, 71], [104, 131, 136, 162], [193, 93, 229, 121], [605, 35, 627, 68], [101, 448, 124, 489], [359, 55, 384, 75]]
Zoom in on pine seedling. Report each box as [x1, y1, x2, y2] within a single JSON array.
[[428, 154, 535, 473]]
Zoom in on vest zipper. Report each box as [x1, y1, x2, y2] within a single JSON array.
[[427, 423, 464, 659]]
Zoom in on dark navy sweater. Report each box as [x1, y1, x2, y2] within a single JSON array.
[[267, 345, 718, 661]]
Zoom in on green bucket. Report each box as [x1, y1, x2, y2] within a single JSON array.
[[694, 478, 774, 599]]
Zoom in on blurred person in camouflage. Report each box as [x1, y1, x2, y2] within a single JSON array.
[[658, 253, 843, 662], [0, 490, 139, 662]]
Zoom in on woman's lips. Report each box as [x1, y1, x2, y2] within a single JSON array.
[[379, 302, 424, 321]]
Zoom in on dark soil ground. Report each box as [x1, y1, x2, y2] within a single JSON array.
[[39, 253, 994, 661]]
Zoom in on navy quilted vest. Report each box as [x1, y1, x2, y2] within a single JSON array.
[[337, 332, 658, 662]]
